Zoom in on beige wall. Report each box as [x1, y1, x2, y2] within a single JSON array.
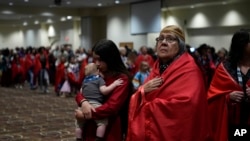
[[0, 20, 81, 50], [1, 1, 250, 52], [162, 1, 250, 50]]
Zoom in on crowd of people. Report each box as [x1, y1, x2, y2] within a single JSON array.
[[0, 45, 91, 95], [1, 25, 249, 141], [0, 35, 227, 96]]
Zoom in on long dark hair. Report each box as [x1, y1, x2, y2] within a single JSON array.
[[92, 39, 130, 77], [92, 39, 133, 135], [228, 29, 250, 68]]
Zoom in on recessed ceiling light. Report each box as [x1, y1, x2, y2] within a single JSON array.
[[9, 2, 13, 6], [115, 0, 120, 4], [67, 16, 72, 20], [97, 3, 102, 7], [46, 19, 53, 23], [2, 10, 14, 14], [41, 12, 54, 16], [23, 22, 28, 26], [34, 20, 39, 24], [66, 1, 71, 5], [61, 17, 66, 21], [24, 0, 29, 2]]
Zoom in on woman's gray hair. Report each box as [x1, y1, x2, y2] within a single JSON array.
[[177, 37, 186, 55]]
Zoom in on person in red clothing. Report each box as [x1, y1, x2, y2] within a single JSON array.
[[78, 57, 88, 88], [37, 47, 50, 93], [134, 46, 155, 72], [54, 55, 67, 96], [75, 63, 123, 141], [67, 55, 81, 94], [208, 29, 250, 141], [11, 53, 25, 88], [75, 39, 133, 141], [126, 25, 212, 141], [25, 47, 37, 89]]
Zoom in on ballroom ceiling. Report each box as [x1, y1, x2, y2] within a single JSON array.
[[0, 0, 146, 26], [0, 0, 249, 27], [0, 0, 146, 8]]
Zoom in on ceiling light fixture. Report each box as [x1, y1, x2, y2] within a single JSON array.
[[60, 17, 66, 21], [2, 10, 14, 14], [97, 3, 102, 7], [115, 0, 120, 4], [34, 20, 39, 24], [66, 1, 71, 5], [46, 19, 53, 23], [9, 2, 13, 6], [67, 16, 72, 20], [24, 0, 29, 2], [23, 22, 28, 26], [41, 12, 54, 16]]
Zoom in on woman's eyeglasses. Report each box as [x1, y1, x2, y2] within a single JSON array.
[[156, 36, 177, 43]]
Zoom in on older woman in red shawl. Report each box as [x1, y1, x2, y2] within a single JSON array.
[[126, 25, 212, 141]]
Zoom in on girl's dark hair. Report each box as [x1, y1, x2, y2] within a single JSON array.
[[93, 39, 133, 135], [92, 39, 130, 77], [228, 29, 250, 68]]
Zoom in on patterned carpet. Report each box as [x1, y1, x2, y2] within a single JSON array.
[[0, 86, 77, 141]]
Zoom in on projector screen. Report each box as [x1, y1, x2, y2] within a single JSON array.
[[130, 0, 161, 35]]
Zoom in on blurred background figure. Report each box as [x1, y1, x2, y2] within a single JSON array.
[[132, 61, 150, 90], [214, 47, 228, 67]]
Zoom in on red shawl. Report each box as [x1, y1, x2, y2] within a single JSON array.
[[33, 54, 41, 76], [67, 59, 87, 90], [78, 59, 87, 86], [127, 52, 211, 141], [11, 58, 25, 81], [135, 54, 155, 72], [24, 54, 34, 72], [54, 62, 65, 92], [33, 52, 49, 75], [75, 74, 130, 141], [207, 63, 250, 141]]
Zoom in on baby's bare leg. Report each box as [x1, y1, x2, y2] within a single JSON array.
[[96, 124, 106, 138]]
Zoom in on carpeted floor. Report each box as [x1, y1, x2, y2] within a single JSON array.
[[0, 86, 77, 141]]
